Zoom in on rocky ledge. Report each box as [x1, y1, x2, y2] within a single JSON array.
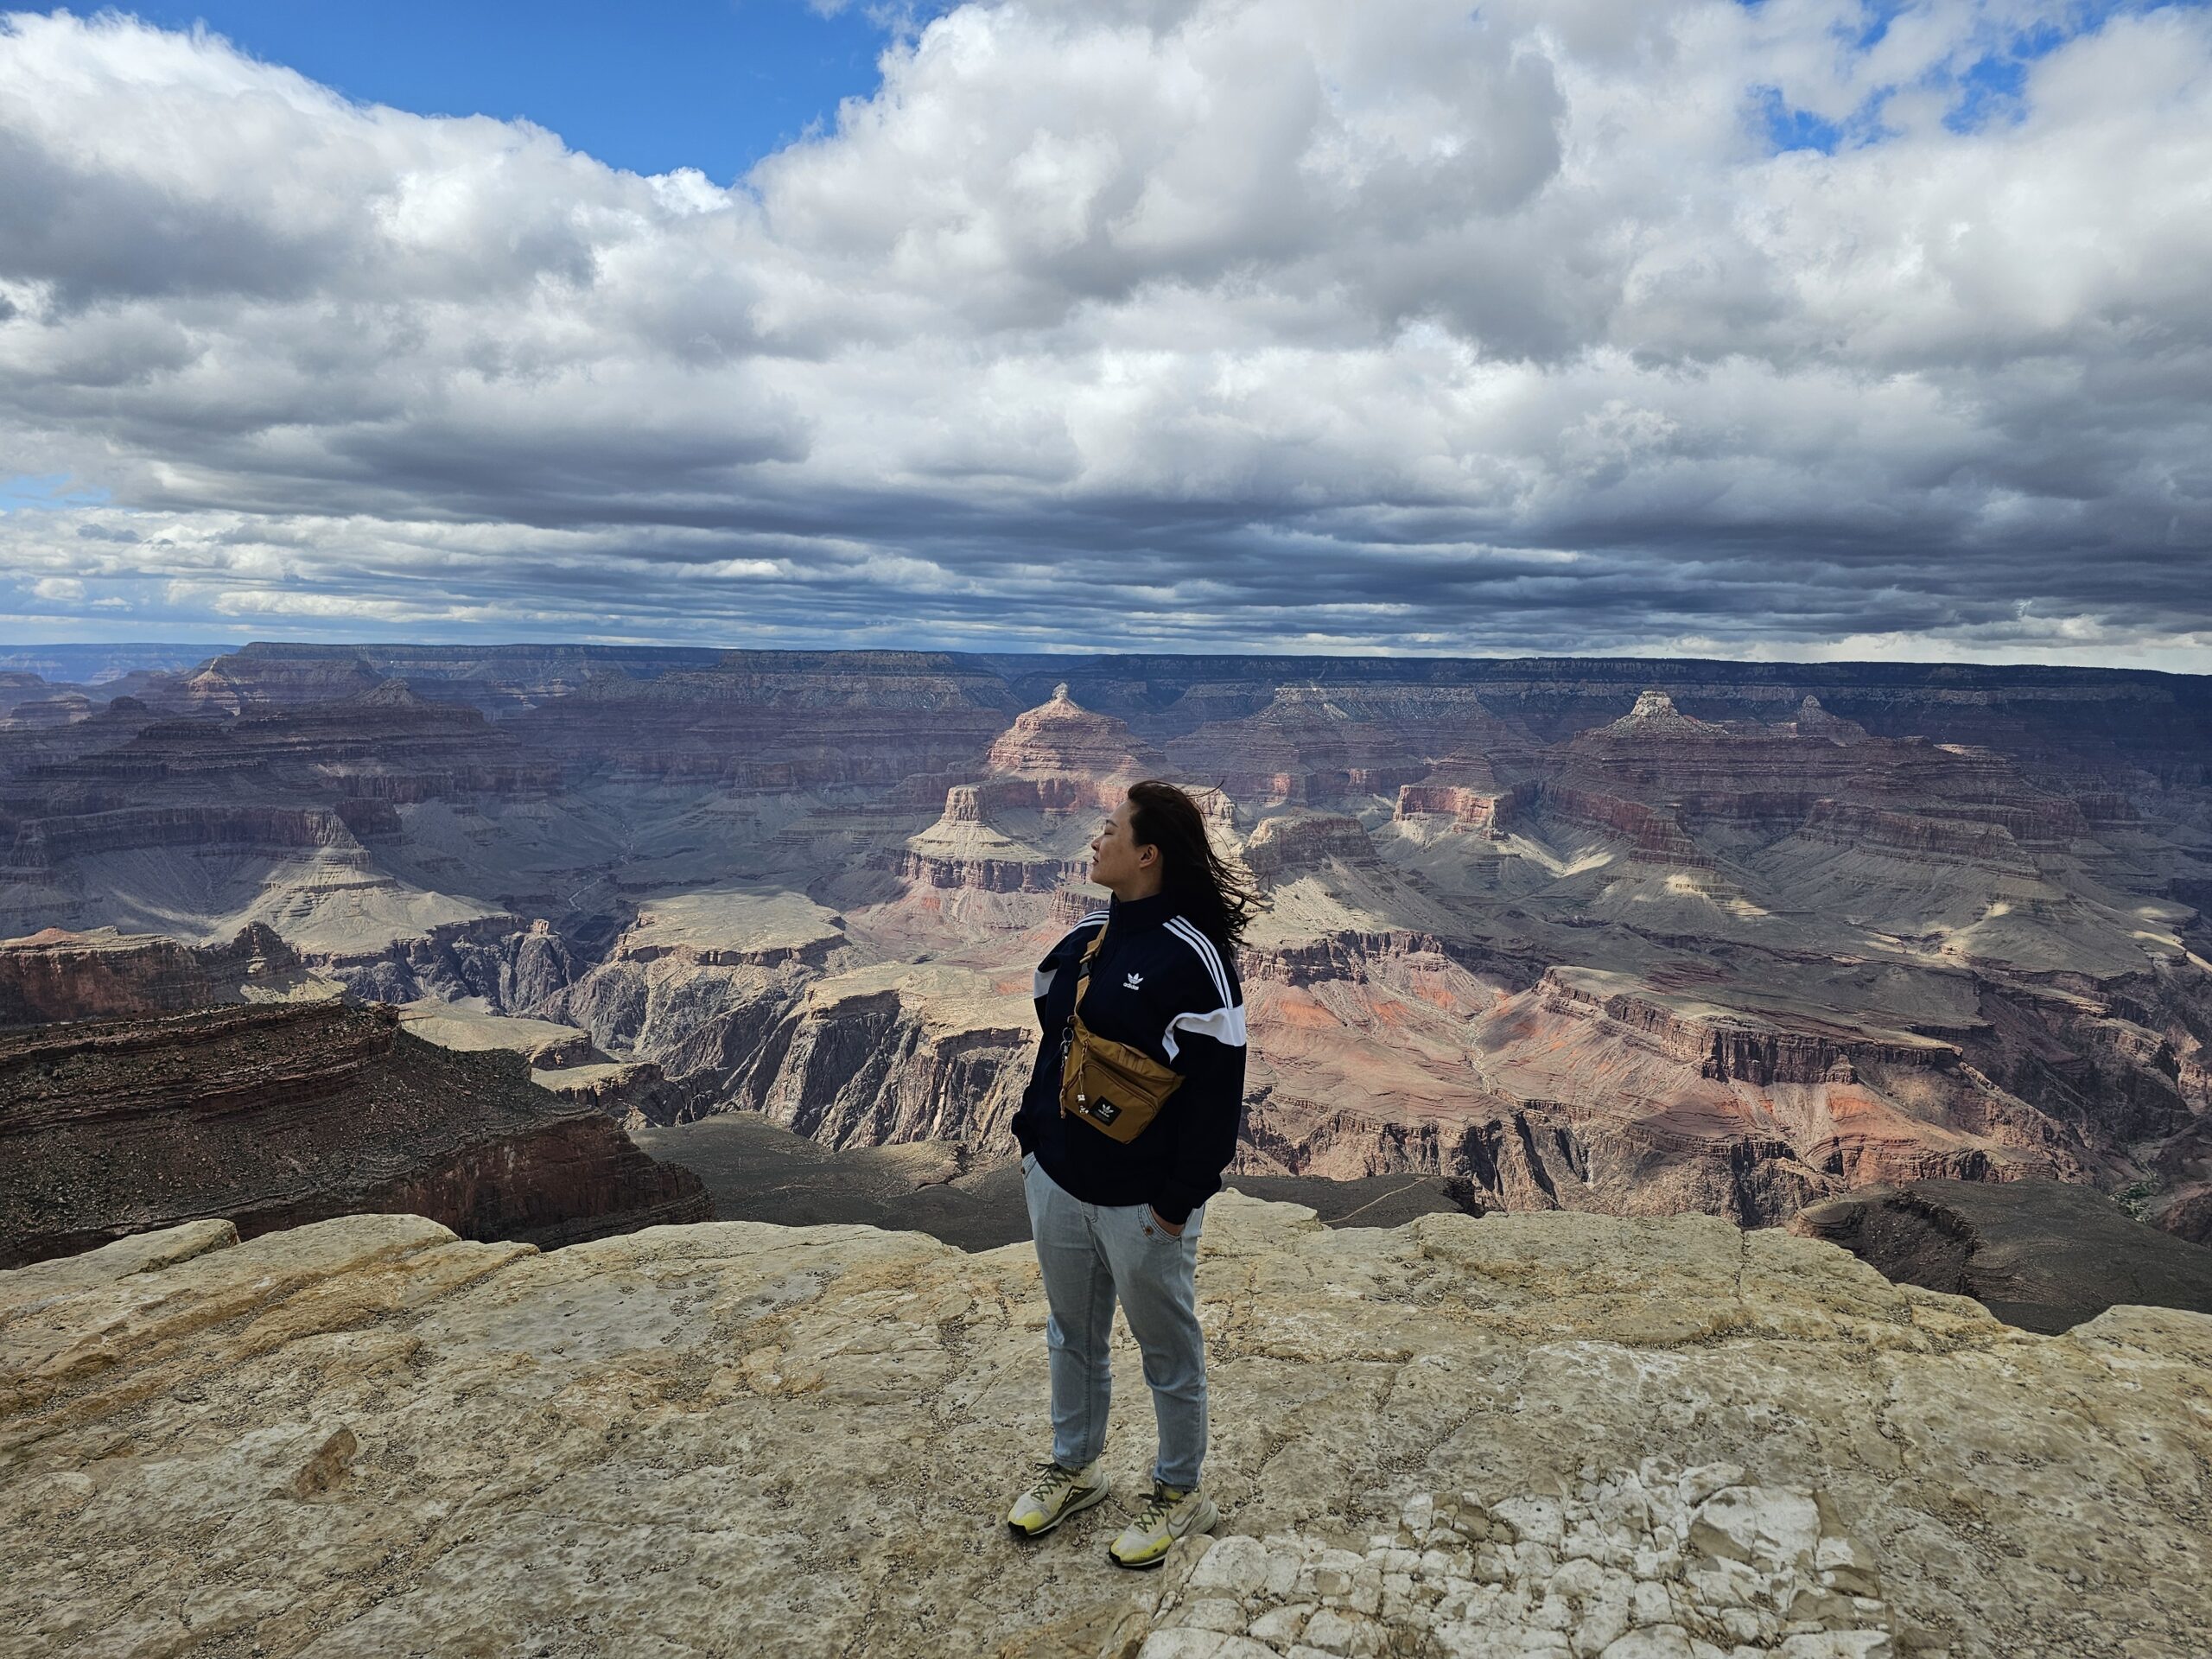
[[2, 1198, 2204, 1658]]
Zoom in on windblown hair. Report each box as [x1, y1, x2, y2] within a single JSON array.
[[1127, 779, 1266, 954]]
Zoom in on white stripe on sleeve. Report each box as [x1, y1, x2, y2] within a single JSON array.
[[1163, 1005, 1249, 1059], [1033, 967, 1057, 997], [1165, 917, 1234, 1007]]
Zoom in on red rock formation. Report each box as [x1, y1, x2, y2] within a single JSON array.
[[898, 783, 1088, 894], [893, 687, 1151, 905], [1456, 969, 2074, 1205], [1529, 689, 2089, 864], [0, 1001, 710, 1268], [1526, 782, 1709, 864], [982, 683, 1160, 789], [0, 924, 308, 1026], [1395, 752, 1529, 832], [4, 645, 2204, 1243]]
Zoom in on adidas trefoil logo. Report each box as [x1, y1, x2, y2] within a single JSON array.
[[1122, 972, 1144, 990]]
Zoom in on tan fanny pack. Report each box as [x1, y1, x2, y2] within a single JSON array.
[[1058, 924, 1183, 1143]]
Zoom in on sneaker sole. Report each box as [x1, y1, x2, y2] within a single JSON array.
[[1007, 1480, 1109, 1541], [1108, 1498, 1219, 1569]]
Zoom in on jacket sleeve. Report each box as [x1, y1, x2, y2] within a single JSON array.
[[1151, 935, 1247, 1225], [1016, 921, 1097, 1154], [1151, 1025, 1245, 1224]]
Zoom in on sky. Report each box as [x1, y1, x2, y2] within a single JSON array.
[[1, 0, 2209, 666]]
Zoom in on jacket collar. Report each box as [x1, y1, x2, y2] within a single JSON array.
[[1105, 889, 1175, 932]]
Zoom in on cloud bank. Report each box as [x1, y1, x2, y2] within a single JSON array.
[[1, 1, 2209, 663]]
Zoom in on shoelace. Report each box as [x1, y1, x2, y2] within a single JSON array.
[[1129, 1483, 1186, 1535], [1026, 1459, 1080, 1504]]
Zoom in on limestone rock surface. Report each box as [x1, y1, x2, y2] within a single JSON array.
[[3, 1197, 2205, 1658]]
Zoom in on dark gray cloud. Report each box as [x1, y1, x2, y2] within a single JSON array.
[[1, 2, 2209, 668]]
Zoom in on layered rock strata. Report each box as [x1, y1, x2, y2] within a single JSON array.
[[505, 651, 1016, 787], [899, 686, 1158, 906], [2, 1199, 2206, 1656], [1166, 684, 1427, 807], [0, 1001, 709, 1268], [3, 645, 2209, 1241], [0, 924, 329, 1026]]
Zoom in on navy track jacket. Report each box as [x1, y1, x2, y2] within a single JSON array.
[[1013, 889, 1247, 1225]]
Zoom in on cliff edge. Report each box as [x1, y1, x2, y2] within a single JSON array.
[[2, 1198, 2206, 1658]]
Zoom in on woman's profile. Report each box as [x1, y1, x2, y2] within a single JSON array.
[[1004, 779, 1258, 1569]]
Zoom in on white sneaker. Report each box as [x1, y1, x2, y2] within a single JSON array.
[[1108, 1479, 1219, 1569], [1006, 1458, 1109, 1538]]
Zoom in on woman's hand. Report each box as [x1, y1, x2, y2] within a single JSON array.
[[1149, 1206, 1185, 1237]]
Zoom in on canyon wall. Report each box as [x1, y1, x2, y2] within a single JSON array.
[[0, 1001, 709, 1268], [3, 645, 2208, 1237]]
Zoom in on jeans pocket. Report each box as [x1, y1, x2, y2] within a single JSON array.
[[1021, 1152, 1037, 1175], [1141, 1209, 1186, 1244], [1167, 1204, 1205, 1247]]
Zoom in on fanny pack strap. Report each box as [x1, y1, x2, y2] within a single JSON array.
[[1069, 920, 1107, 1020]]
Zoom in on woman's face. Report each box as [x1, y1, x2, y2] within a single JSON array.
[[1089, 798, 1157, 892]]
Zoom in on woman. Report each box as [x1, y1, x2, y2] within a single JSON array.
[[1004, 779, 1259, 1569]]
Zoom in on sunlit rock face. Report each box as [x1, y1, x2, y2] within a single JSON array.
[[1395, 750, 1526, 832], [0, 922, 327, 1025], [2, 646, 2208, 1239], [2, 1198, 2205, 1657], [984, 682, 1163, 787], [893, 685, 1154, 937]]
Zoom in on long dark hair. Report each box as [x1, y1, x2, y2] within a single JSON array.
[[1127, 779, 1265, 953]]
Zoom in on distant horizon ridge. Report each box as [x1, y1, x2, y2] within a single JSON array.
[[5, 638, 2209, 686]]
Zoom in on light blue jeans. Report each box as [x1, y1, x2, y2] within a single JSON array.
[[1022, 1152, 1209, 1490]]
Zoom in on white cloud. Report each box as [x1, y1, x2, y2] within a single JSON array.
[[0, 3, 2207, 662]]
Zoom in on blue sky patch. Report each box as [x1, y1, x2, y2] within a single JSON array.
[[1945, 51, 2030, 134], [122, 0, 956, 184], [1745, 0, 2212, 151], [1752, 86, 1847, 154], [0, 475, 111, 513]]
